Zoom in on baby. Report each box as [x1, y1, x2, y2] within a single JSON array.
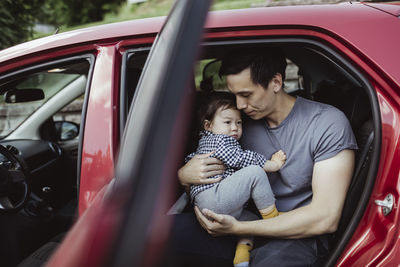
[[186, 92, 286, 267]]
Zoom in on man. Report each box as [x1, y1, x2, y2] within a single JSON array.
[[173, 47, 357, 266]]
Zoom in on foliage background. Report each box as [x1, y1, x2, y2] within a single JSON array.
[[0, 0, 125, 49], [0, 0, 42, 49]]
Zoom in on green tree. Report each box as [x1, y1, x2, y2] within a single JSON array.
[[0, 0, 125, 49], [0, 0, 42, 49], [43, 0, 125, 27]]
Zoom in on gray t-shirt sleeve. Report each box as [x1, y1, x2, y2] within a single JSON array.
[[312, 106, 358, 162]]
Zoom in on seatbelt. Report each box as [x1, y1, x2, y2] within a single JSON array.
[[351, 131, 374, 190]]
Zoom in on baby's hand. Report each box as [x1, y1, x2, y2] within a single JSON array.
[[263, 150, 286, 172]]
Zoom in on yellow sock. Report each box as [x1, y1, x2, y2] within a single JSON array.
[[233, 243, 252, 267], [261, 207, 279, 219]]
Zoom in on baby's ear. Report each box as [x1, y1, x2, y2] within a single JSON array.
[[204, 120, 211, 131]]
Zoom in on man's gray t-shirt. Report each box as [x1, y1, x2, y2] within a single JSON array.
[[240, 97, 358, 212]]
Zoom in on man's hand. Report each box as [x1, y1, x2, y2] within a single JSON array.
[[178, 152, 225, 187], [194, 206, 238, 236]]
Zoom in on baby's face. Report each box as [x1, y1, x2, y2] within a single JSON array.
[[205, 107, 242, 140]]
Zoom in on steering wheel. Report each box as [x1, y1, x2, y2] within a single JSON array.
[[0, 144, 29, 213]]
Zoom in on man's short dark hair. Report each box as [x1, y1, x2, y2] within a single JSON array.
[[219, 47, 287, 88]]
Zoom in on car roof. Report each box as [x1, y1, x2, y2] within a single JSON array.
[[0, 2, 399, 85], [363, 2, 400, 16]]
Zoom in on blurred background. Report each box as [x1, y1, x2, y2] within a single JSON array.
[[0, 0, 347, 50]]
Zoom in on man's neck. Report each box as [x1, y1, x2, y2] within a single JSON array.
[[266, 93, 296, 128]]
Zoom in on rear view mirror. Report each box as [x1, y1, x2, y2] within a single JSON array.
[[4, 89, 45, 103]]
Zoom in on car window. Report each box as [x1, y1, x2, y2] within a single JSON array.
[[53, 94, 84, 125], [0, 61, 90, 138], [120, 51, 149, 134]]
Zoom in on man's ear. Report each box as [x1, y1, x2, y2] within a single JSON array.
[[272, 73, 283, 93], [204, 120, 212, 131]]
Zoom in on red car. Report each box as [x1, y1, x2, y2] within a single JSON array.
[[0, 1, 399, 266]]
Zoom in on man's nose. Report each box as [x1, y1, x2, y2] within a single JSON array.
[[236, 97, 247, 110]]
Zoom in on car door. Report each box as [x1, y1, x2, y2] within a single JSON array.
[[46, 0, 211, 266]]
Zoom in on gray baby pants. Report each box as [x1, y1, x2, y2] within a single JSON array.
[[194, 165, 275, 219]]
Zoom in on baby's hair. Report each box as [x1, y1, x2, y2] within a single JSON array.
[[198, 91, 238, 131]]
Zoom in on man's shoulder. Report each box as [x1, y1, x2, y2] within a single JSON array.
[[297, 97, 345, 120], [297, 96, 336, 112]]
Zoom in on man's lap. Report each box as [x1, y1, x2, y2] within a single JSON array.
[[251, 235, 329, 267], [165, 211, 329, 267], [164, 211, 236, 266]]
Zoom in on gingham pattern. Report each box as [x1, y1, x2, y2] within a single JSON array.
[[187, 131, 267, 200]]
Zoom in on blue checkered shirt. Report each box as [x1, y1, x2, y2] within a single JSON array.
[[187, 131, 267, 200]]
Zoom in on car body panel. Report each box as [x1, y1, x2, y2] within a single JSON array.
[[363, 2, 400, 16], [335, 85, 400, 266], [78, 45, 119, 214]]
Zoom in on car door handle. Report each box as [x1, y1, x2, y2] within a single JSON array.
[[374, 194, 394, 216]]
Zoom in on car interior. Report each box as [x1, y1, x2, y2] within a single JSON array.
[[0, 58, 91, 267]]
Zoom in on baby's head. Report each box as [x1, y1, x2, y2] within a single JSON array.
[[199, 92, 242, 140]]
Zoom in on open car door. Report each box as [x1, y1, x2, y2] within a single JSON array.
[[46, 0, 211, 266]]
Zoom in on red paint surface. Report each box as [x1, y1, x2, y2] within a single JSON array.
[[78, 45, 119, 215]]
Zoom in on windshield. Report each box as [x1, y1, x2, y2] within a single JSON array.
[[0, 61, 89, 138]]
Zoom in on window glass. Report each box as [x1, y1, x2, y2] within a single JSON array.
[[53, 95, 84, 125], [0, 61, 90, 138], [125, 52, 149, 109]]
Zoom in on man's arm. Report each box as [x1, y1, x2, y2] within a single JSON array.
[[195, 149, 355, 238], [178, 152, 225, 188]]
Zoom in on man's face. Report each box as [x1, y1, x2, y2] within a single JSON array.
[[226, 68, 276, 120]]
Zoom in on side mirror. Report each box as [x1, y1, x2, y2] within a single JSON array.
[[4, 89, 45, 103], [54, 121, 79, 141]]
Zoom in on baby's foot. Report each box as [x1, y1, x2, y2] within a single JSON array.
[[269, 150, 286, 171], [233, 243, 252, 267]]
